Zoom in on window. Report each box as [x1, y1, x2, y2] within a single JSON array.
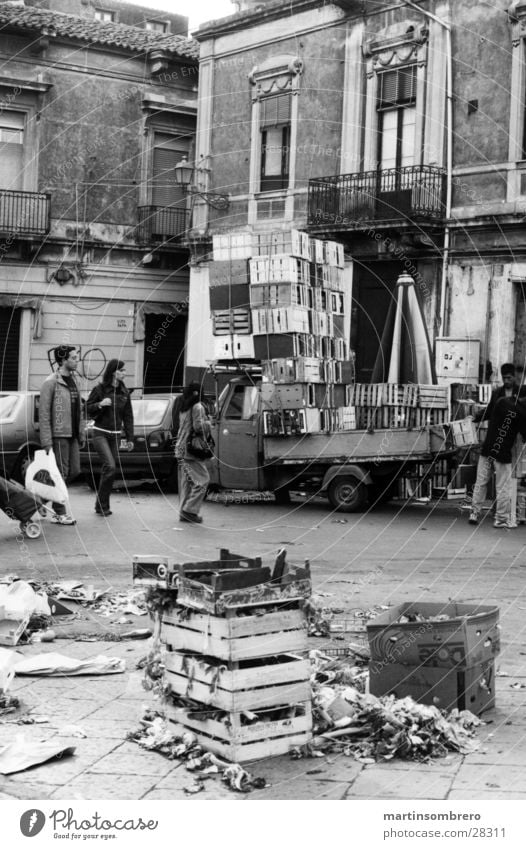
[[260, 93, 291, 192], [0, 111, 24, 189], [94, 9, 115, 22], [224, 385, 259, 420], [146, 20, 168, 33], [377, 66, 417, 172], [151, 133, 188, 208]]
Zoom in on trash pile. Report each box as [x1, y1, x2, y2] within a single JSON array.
[[306, 649, 482, 762], [127, 709, 267, 794]]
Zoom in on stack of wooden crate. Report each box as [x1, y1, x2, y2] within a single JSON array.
[[210, 229, 355, 434], [348, 383, 450, 430], [136, 548, 313, 763]]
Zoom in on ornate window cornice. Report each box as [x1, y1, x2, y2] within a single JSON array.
[[364, 21, 428, 71], [248, 54, 303, 99]]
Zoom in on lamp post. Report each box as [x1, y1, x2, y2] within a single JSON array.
[[174, 156, 230, 211]]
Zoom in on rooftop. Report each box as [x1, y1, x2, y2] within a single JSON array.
[[0, 1, 199, 59]]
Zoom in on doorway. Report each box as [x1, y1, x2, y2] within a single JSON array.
[[143, 312, 186, 393], [0, 307, 20, 389], [352, 261, 404, 382]]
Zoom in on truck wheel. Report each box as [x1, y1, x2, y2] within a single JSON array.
[[328, 475, 367, 512], [274, 487, 291, 505]]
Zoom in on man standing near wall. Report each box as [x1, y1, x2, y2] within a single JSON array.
[[39, 346, 86, 525], [468, 364, 526, 527]]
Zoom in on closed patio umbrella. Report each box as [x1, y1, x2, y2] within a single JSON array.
[[371, 272, 436, 384]]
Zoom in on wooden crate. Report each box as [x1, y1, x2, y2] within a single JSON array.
[[212, 308, 251, 336], [213, 232, 253, 261], [249, 256, 310, 285], [251, 306, 311, 335], [161, 607, 308, 661], [450, 417, 478, 446], [383, 384, 419, 407], [249, 283, 308, 308], [418, 385, 450, 409], [165, 651, 310, 711], [348, 383, 384, 406], [213, 334, 255, 360], [253, 230, 310, 261], [165, 700, 312, 762]]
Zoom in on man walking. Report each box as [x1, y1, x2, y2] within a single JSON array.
[[39, 346, 86, 524], [469, 374, 526, 527]]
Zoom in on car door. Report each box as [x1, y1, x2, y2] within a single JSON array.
[[216, 383, 261, 490]]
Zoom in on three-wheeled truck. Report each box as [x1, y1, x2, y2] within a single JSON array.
[[208, 374, 455, 512]]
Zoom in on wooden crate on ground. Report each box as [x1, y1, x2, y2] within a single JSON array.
[[165, 700, 312, 762], [165, 651, 310, 711]]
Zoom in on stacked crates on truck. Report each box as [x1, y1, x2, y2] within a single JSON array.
[[210, 229, 355, 435]]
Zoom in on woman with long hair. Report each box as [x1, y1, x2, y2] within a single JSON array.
[[86, 358, 134, 516], [175, 381, 212, 523]]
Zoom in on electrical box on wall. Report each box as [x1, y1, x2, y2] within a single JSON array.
[[435, 338, 481, 384]]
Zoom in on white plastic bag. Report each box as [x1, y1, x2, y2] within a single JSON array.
[[0, 581, 51, 619], [25, 449, 68, 504]]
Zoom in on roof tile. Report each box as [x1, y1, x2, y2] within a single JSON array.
[[0, 2, 199, 59]]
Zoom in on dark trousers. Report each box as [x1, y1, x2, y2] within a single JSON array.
[[52, 437, 80, 516], [92, 434, 119, 511]]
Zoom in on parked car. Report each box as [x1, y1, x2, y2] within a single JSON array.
[[0, 391, 42, 483], [81, 393, 181, 491], [0, 391, 182, 491]]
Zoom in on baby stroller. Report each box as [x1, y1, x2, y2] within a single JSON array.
[[0, 475, 55, 539]]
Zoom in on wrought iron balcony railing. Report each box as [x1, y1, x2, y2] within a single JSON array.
[[137, 205, 190, 244], [308, 165, 446, 228], [0, 189, 51, 237]]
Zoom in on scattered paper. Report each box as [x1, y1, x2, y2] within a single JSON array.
[[14, 653, 126, 676], [0, 740, 76, 775]]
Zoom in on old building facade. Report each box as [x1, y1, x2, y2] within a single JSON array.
[[186, 0, 526, 386], [0, 0, 198, 393]]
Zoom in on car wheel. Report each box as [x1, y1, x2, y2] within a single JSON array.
[[274, 487, 291, 505], [85, 473, 100, 491], [12, 448, 36, 485], [328, 475, 367, 513], [160, 466, 179, 493]]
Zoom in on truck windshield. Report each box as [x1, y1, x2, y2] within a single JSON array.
[[224, 385, 259, 420]]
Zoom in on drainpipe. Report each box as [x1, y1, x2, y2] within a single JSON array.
[[403, 1, 453, 336]]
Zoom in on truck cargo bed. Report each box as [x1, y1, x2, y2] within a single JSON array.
[[263, 426, 449, 463]]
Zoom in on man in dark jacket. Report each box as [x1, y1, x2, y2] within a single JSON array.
[[39, 345, 86, 524], [473, 363, 525, 423], [469, 393, 526, 527]]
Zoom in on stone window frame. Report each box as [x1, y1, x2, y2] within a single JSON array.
[[247, 54, 303, 224], [341, 15, 448, 176], [362, 22, 428, 174], [0, 79, 49, 193]]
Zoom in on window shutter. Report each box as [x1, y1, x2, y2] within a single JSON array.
[[260, 94, 291, 127], [378, 67, 416, 108], [152, 142, 186, 207]]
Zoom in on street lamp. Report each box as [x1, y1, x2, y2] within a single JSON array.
[[174, 156, 230, 211]]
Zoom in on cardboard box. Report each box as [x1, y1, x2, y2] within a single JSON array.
[[209, 283, 250, 311], [369, 660, 495, 715], [367, 601, 500, 669]]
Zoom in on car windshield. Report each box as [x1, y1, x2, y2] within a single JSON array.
[[0, 394, 21, 422], [131, 398, 170, 427]]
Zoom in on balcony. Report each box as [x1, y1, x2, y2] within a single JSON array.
[[0, 189, 51, 237], [137, 205, 190, 245], [308, 166, 446, 230]]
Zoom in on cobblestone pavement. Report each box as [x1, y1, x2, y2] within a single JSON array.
[[1, 485, 525, 800]]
